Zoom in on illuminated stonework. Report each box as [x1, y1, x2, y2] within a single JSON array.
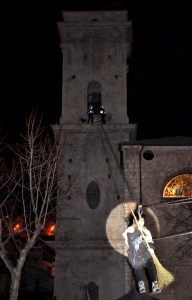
[[163, 173, 192, 198]]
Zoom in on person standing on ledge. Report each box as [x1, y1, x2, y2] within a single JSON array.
[[99, 106, 106, 124], [87, 105, 94, 124], [122, 205, 161, 294]]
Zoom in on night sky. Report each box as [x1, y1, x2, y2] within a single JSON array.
[[1, 0, 192, 140]]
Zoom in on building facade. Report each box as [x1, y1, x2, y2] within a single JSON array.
[[53, 10, 136, 300], [121, 138, 192, 299], [53, 9, 192, 300]]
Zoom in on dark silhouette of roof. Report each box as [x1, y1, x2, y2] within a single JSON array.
[[120, 136, 192, 147]]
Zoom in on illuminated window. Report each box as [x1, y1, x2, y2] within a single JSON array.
[[163, 173, 192, 198], [47, 225, 56, 236]]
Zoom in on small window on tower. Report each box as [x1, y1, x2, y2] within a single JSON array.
[[86, 181, 101, 209], [90, 18, 99, 22], [85, 281, 99, 300]]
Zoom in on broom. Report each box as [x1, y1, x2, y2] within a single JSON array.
[[130, 207, 174, 290]]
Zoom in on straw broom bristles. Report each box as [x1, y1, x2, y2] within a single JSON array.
[[130, 207, 175, 290], [152, 254, 174, 290]]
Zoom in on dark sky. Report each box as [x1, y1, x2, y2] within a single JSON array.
[[1, 0, 192, 139]]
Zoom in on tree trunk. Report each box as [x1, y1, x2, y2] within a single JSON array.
[[9, 270, 21, 300], [9, 230, 42, 300]]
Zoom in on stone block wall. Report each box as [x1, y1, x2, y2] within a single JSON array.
[[123, 143, 192, 299]]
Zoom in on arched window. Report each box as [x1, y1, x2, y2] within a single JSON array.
[[86, 181, 101, 209], [87, 81, 102, 114], [85, 281, 99, 300], [163, 173, 192, 198]]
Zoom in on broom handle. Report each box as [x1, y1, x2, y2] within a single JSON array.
[[130, 207, 152, 251]]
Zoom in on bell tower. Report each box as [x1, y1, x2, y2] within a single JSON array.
[[54, 11, 137, 300]]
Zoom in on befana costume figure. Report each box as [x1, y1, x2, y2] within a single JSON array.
[[122, 205, 161, 294]]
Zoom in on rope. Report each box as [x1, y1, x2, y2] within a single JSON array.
[[98, 123, 120, 198], [99, 123, 135, 201], [143, 197, 192, 208], [99, 123, 192, 209]]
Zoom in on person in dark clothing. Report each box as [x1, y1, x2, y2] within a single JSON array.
[[122, 208, 161, 294], [99, 106, 106, 124], [87, 106, 94, 124]]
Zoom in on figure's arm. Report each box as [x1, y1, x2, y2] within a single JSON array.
[[122, 229, 129, 245], [122, 226, 138, 245], [142, 228, 155, 254], [143, 228, 154, 244]]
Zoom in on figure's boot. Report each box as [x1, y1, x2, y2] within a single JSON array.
[[152, 281, 161, 293], [138, 281, 146, 293]]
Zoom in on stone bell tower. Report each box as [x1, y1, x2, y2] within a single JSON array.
[[54, 11, 137, 300]]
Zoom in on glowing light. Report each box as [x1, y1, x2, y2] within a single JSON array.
[[47, 224, 56, 236], [163, 173, 192, 198], [13, 224, 21, 231], [105, 203, 127, 255]]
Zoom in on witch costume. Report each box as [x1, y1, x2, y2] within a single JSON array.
[[122, 208, 161, 294]]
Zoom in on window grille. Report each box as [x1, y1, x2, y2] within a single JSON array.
[[85, 281, 99, 300], [86, 181, 101, 209]]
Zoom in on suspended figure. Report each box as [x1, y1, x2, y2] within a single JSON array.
[[99, 106, 106, 124], [87, 105, 94, 124], [122, 205, 161, 294]]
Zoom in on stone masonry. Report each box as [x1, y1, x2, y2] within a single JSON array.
[[53, 10, 137, 300], [122, 138, 192, 300]]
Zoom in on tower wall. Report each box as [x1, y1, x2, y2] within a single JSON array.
[[54, 10, 137, 300], [58, 11, 132, 125]]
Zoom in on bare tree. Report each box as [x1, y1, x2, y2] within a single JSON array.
[[0, 113, 60, 300]]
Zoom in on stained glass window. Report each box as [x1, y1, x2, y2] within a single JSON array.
[[163, 174, 192, 198]]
